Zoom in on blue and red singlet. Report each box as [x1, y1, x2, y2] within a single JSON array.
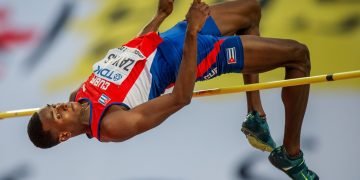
[[75, 17, 245, 140]]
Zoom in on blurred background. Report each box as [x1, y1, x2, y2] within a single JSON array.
[[0, 0, 359, 179]]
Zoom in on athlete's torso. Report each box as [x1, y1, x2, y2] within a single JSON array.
[[75, 17, 244, 141], [75, 32, 163, 139]]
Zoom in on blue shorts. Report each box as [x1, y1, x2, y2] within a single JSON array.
[[149, 16, 244, 99]]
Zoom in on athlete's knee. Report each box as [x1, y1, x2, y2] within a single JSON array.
[[235, 0, 261, 35], [247, 0, 262, 24], [253, 0, 262, 18], [297, 42, 311, 73], [288, 41, 311, 75], [302, 43, 311, 73]]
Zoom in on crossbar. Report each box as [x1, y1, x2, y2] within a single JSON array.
[[1, 70, 359, 119]]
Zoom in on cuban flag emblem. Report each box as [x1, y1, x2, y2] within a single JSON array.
[[98, 94, 111, 105], [226, 47, 237, 64]]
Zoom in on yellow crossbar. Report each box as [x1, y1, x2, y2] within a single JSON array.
[[0, 108, 41, 120], [193, 70, 360, 97], [1, 70, 359, 119]]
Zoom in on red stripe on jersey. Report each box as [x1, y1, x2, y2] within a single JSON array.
[[124, 32, 163, 57], [165, 40, 224, 91], [113, 32, 162, 102], [89, 59, 147, 139], [115, 59, 147, 101], [196, 40, 224, 78], [166, 83, 174, 89], [76, 32, 163, 140]]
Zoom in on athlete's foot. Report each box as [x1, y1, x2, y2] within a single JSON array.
[[269, 146, 319, 180], [241, 111, 276, 152]]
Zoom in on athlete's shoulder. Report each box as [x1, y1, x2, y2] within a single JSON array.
[[124, 32, 163, 48], [99, 105, 136, 142]]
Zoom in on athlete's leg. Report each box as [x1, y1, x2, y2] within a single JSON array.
[[238, 17, 265, 118], [241, 35, 318, 179], [210, 0, 265, 116], [241, 35, 311, 156]]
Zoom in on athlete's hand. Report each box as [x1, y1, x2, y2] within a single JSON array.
[[186, 0, 210, 32], [157, 0, 174, 17]]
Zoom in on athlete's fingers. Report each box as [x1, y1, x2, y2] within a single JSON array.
[[199, 2, 209, 10], [203, 5, 210, 15], [200, 2, 208, 8], [193, 0, 201, 4], [199, 2, 210, 15]]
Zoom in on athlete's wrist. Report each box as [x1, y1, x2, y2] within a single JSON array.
[[185, 26, 198, 36], [155, 11, 170, 19], [187, 22, 202, 33]]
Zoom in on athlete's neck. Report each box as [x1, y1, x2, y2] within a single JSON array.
[[78, 102, 91, 134]]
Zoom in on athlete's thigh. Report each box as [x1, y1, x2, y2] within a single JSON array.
[[241, 35, 302, 74], [197, 35, 244, 81], [210, 0, 261, 36]]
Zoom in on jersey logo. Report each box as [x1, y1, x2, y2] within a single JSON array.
[[98, 94, 111, 106], [203, 67, 218, 80], [92, 46, 145, 85], [226, 47, 237, 64]]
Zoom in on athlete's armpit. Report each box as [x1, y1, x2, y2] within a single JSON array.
[[69, 86, 80, 101], [101, 93, 187, 142]]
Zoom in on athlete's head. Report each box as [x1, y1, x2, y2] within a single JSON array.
[[27, 102, 87, 149]]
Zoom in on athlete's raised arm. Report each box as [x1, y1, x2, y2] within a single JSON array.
[[103, 0, 210, 142], [138, 0, 174, 36]]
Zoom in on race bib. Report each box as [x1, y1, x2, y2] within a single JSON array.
[[92, 46, 145, 85]]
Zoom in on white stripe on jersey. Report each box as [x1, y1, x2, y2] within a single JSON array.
[[123, 50, 157, 108]]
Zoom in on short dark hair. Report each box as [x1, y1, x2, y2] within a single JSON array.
[[27, 112, 60, 149]]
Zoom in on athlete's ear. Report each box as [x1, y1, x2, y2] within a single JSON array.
[[59, 132, 71, 142]]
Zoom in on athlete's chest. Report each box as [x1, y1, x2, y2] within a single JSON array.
[[97, 105, 128, 142], [92, 46, 146, 85]]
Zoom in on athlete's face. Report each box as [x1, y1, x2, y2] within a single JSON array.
[[38, 102, 83, 142]]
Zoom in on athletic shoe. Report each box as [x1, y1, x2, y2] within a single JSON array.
[[269, 146, 319, 180], [241, 111, 276, 152]]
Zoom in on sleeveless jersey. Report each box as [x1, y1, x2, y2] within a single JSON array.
[[75, 17, 245, 141], [75, 32, 163, 140]]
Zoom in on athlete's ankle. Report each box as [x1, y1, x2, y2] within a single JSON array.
[[247, 110, 266, 119], [282, 145, 301, 158]]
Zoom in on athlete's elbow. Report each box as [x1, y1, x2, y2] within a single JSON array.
[[175, 95, 192, 106], [170, 91, 192, 107], [178, 99, 191, 107]]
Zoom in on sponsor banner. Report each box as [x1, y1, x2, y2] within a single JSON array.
[[92, 46, 145, 85]]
